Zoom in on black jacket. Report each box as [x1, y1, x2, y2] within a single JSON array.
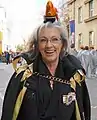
[[1, 53, 91, 120]]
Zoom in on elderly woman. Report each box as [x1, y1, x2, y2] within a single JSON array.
[[1, 22, 91, 120]]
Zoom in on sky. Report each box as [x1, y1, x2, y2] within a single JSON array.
[[6, 0, 47, 46], [1, 0, 64, 49]]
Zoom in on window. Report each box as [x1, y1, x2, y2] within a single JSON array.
[[89, 31, 94, 46], [78, 7, 82, 23], [89, 0, 94, 17], [78, 33, 83, 48]]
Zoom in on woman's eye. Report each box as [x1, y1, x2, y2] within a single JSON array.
[[40, 39, 46, 42], [52, 38, 59, 42]]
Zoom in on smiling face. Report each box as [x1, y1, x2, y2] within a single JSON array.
[[38, 27, 63, 64]]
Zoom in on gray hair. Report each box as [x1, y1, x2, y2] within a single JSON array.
[[27, 22, 69, 59]]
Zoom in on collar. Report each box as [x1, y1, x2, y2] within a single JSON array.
[[33, 54, 65, 79]]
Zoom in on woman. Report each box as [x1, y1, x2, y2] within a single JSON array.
[[1, 22, 91, 120]]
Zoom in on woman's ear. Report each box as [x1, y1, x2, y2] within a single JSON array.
[[62, 40, 67, 51]]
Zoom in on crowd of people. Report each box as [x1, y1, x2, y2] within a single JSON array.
[[70, 46, 97, 78], [0, 51, 21, 64]]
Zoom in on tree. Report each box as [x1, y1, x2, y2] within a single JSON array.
[[15, 44, 24, 52]]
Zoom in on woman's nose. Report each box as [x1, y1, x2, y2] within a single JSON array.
[[45, 40, 53, 47]]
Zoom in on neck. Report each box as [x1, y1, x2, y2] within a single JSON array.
[[44, 59, 59, 76]]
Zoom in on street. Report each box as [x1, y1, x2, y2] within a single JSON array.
[[0, 63, 97, 120], [87, 77, 97, 120], [0, 63, 14, 117]]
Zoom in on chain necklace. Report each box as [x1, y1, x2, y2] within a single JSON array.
[[33, 72, 70, 85]]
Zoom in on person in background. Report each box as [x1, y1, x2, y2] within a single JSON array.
[[77, 45, 84, 59], [5, 51, 10, 64], [78, 46, 93, 78], [89, 46, 97, 77]]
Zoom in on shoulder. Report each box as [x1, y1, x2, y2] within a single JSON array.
[[70, 69, 85, 91], [66, 54, 81, 65], [12, 55, 27, 71], [63, 54, 85, 74], [12, 52, 34, 81], [12, 51, 35, 71], [73, 69, 85, 84], [61, 54, 85, 80]]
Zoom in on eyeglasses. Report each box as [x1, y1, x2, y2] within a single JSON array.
[[39, 37, 62, 44]]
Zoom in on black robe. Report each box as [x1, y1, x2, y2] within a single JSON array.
[[1, 54, 91, 120]]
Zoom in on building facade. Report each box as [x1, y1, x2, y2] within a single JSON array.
[[0, 5, 5, 54], [67, 0, 97, 50], [0, 3, 12, 53]]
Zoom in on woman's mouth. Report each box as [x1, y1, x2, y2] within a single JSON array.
[[45, 50, 55, 55]]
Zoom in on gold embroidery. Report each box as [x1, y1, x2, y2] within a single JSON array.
[[15, 63, 33, 79], [75, 100, 81, 120], [12, 86, 27, 120], [15, 64, 28, 77], [21, 69, 32, 82], [70, 77, 76, 91], [73, 72, 81, 86], [70, 71, 85, 120], [73, 70, 85, 86], [12, 57, 21, 70]]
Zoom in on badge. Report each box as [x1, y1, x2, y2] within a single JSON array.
[[63, 92, 76, 105]]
